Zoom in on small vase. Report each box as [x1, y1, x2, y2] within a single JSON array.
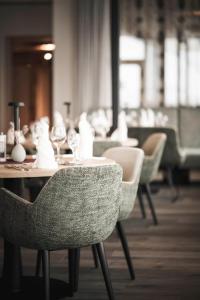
[[11, 143, 26, 163]]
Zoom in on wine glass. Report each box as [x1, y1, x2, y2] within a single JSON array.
[[50, 125, 66, 164], [67, 128, 82, 164]]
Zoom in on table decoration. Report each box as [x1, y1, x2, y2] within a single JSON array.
[[11, 131, 26, 162]]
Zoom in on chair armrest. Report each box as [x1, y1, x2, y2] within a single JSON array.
[[0, 188, 32, 244]]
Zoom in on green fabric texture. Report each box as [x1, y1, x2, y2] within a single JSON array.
[[0, 165, 122, 250], [93, 140, 122, 157], [179, 107, 200, 148], [119, 182, 139, 221], [140, 133, 167, 184]]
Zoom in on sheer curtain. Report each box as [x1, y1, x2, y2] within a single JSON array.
[[53, 0, 111, 120], [76, 0, 111, 114]]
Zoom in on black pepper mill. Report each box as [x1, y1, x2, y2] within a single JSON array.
[[63, 102, 71, 118], [63, 102, 72, 132], [8, 101, 24, 131]]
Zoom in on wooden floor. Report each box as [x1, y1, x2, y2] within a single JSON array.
[[0, 182, 200, 300]]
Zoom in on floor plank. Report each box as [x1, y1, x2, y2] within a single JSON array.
[[0, 183, 200, 299]]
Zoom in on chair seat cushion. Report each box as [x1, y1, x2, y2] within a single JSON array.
[[180, 148, 200, 169]]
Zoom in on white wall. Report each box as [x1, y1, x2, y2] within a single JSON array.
[[0, 2, 52, 131], [53, 0, 78, 121]]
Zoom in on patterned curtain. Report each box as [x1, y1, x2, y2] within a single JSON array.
[[120, 0, 200, 107]]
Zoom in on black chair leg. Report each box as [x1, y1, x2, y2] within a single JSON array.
[[92, 244, 99, 268], [137, 185, 146, 219], [35, 250, 42, 276], [166, 167, 179, 202], [73, 248, 80, 292], [144, 184, 158, 225], [116, 221, 135, 280], [68, 248, 80, 294], [95, 242, 115, 300], [42, 250, 50, 300]]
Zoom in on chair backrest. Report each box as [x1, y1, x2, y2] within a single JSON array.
[[93, 140, 122, 157], [128, 127, 182, 167], [103, 147, 144, 221], [103, 147, 144, 183], [140, 133, 167, 184], [27, 165, 122, 250]]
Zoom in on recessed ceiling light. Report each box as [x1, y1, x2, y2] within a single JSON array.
[[44, 52, 52, 60]]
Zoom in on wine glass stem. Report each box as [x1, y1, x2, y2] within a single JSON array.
[[56, 145, 60, 162]]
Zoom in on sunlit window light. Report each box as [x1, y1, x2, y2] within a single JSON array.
[[120, 35, 145, 60]]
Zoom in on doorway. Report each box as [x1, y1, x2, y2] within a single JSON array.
[[9, 36, 53, 128]]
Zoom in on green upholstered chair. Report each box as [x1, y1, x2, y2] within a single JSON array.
[[0, 165, 122, 300], [102, 147, 144, 280], [179, 107, 200, 169], [128, 127, 185, 200], [93, 140, 122, 157], [138, 133, 167, 225]]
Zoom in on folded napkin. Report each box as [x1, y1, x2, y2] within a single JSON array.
[[33, 120, 57, 169], [79, 112, 94, 159], [111, 111, 128, 142], [53, 111, 65, 127]]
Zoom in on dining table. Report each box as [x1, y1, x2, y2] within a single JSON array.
[[0, 155, 116, 299]]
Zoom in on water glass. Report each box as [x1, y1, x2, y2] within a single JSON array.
[[67, 129, 82, 164], [50, 125, 66, 164], [0, 133, 6, 162]]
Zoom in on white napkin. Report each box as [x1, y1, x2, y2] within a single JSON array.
[[78, 112, 94, 159], [139, 109, 147, 126], [155, 112, 169, 127], [147, 108, 155, 127], [111, 111, 128, 142], [33, 120, 58, 169], [53, 111, 65, 127]]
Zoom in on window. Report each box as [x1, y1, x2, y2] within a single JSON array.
[[120, 36, 145, 108]]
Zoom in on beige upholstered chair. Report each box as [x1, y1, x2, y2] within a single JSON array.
[[138, 133, 167, 225], [103, 147, 144, 280]]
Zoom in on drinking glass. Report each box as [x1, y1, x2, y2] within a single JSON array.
[[50, 125, 66, 164], [67, 128, 82, 164]]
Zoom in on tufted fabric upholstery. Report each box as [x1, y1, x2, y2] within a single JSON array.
[[0, 165, 122, 251], [140, 133, 167, 184], [93, 140, 122, 157], [103, 147, 144, 221]]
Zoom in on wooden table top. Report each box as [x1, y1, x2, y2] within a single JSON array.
[[0, 155, 115, 179]]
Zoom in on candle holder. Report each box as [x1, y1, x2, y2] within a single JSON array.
[[8, 101, 24, 132]]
